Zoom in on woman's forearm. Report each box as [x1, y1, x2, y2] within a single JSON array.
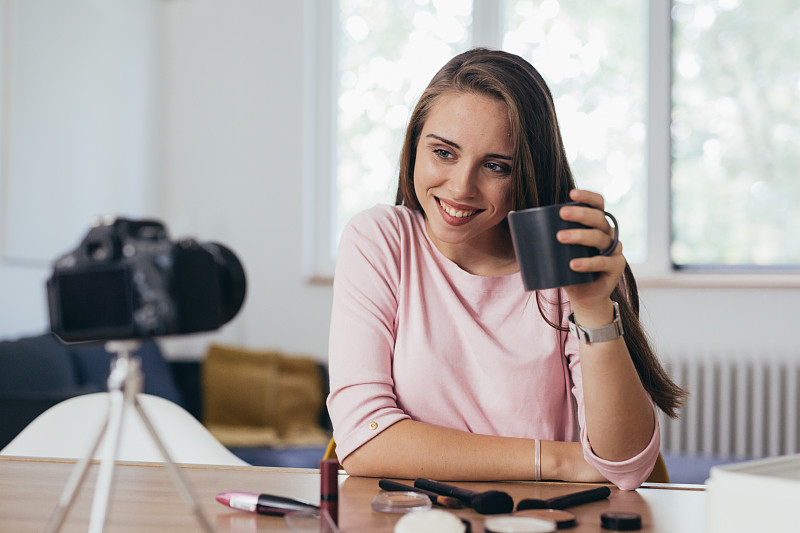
[[560, 192, 657, 463], [573, 302, 655, 461], [341, 419, 605, 482]]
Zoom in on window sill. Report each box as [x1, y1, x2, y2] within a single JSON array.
[[307, 270, 800, 289], [635, 271, 800, 289]]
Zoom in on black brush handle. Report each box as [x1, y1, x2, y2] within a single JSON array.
[[379, 479, 463, 508], [379, 479, 441, 501], [414, 478, 475, 503], [546, 486, 611, 509], [414, 478, 513, 514]]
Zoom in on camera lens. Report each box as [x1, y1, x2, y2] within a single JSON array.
[[207, 243, 247, 323]]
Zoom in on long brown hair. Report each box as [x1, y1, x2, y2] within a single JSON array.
[[395, 48, 685, 418]]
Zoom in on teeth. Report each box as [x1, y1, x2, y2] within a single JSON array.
[[439, 199, 477, 218]]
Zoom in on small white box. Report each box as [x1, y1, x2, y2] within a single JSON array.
[[706, 453, 800, 533]]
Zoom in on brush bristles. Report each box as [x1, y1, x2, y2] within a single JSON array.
[[435, 495, 464, 509], [471, 491, 514, 515]]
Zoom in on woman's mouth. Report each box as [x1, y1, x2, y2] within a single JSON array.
[[437, 198, 482, 221]]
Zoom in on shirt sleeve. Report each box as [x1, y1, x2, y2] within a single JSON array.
[[325, 207, 410, 462], [563, 311, 661, 491]]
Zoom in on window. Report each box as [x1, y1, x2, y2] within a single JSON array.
[[671, 0, 800, 268], [336, 0, 470, 245], [502, 0, 648, 264], [305, 0, 800, 280]]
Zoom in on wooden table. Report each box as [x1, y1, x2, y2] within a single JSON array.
[[0, 456, 705, 532]]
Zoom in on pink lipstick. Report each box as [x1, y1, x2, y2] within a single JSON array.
[[216, 491, 319, 516]]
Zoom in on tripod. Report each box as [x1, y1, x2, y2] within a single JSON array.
[[45, 340, 215, 533]]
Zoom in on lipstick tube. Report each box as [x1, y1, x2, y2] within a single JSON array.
[[320, 459, 339, 530]]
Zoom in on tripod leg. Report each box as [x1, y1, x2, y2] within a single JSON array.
[[87, 388, 127, 533], [44, 403, 112, 533], [44, 342, 216, 532], [134, 398, 216, 533]]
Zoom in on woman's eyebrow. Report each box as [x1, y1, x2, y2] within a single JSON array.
[[425, 133, 460, 150], [425, 134, 512, 161]]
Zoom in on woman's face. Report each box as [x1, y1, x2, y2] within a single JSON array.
[[413, 91, 515, 268]]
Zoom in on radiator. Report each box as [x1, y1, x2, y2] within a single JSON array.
[[658, 355, 800, 459]]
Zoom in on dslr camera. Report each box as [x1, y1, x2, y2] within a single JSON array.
[[47, 218, 246, 343]]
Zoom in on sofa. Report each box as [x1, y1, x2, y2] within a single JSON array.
[[0, 333, 184, 450], [0, 332, 330, 468]]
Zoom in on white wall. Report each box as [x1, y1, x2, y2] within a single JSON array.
[[641, 285, 797, 360], [1, 1, 798, 364], [0, 0, 161, 338], [156, 0, 333, 359]]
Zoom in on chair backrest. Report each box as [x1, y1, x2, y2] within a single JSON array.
[[646, 452, 670, 483], [322, 438, 339, 462], [0, 392, 247, 466]]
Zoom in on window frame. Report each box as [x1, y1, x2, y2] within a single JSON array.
[[302, 0, 338, 282], [303, 0, 800, 288]]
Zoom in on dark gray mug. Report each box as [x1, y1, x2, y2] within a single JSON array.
[[508, 202, 619, 291]]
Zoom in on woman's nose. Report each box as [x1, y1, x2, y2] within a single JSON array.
[[448, 164, 477, 198]]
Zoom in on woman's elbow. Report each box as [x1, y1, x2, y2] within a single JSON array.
[[340, 454, 368, 477], [613, 477, 645, 491], [604, 466, 652, 491], [340, 447, 383, 477]]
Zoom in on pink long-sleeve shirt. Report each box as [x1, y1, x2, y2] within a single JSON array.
[[326, 204, 659, 490]]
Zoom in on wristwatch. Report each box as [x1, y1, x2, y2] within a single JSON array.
[[568, 301, 624, 343]]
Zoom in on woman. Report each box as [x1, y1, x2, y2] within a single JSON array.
[[326, 48, 684, 490]]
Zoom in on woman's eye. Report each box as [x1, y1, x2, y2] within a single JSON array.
[[433, 149, 452, 159], [486, 162, 510, 173]]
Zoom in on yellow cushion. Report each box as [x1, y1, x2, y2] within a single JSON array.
[[202, 344, 330, 447]]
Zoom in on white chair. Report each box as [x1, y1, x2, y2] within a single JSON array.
[[0, 392, 248, 466]]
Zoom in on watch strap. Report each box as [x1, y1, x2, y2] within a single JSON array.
[[568, 301, 624, 343]]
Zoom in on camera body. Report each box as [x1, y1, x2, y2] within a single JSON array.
[[47, 218, 246, 343]]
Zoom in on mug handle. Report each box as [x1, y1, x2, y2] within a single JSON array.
[[599, 211, 619, 256]]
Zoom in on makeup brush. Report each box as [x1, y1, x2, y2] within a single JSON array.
[[413, 478, 513, 515], [378, 479, 464, 509], [516, 486, 611, 510]]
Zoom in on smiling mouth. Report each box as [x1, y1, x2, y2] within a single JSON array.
[[437, 198, 482, 219]]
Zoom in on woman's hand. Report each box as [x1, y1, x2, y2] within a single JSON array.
[[556, 189, 626, 317], [556, 190, 656, 466]]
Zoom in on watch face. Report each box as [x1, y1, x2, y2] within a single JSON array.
[[567, 314, 579, 337], [568, 314, 590, 342]]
